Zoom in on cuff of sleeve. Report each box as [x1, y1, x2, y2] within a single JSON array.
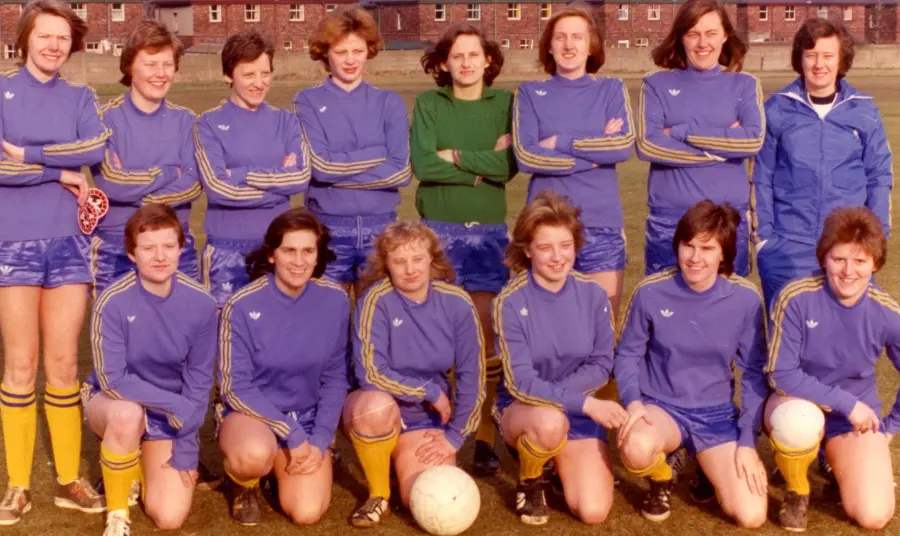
[[425, 383, 442, 404], [284, 425, 308, 450], [669, 124, 689, 141], [833, 393, 858, 417], [563, 392, 587, 416], [308, 433, 332, 455], [167, 437, 198, 472], [42, 167, 61, 182], [555, 134, 575, 153], [24, 146, 43, 165], [620, 387, 641, 409], [738, 428, 758, 449], [444, 429, 465, 451]]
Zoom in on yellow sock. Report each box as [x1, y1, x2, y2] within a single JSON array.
[[44, 383, 83, 484], [626, 452, 673, 482], [100, 444, 140, 520], [225, 469, 259, 489], [350, 428, 399, 499], [517, 434, 566, 483], [0, 384, 36, 489], [476, 359, 502, 444], [772, 437, 818, 496]]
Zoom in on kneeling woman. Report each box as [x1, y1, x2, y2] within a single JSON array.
[[85, 204, 218, 536], [765, 206, 899, 532], [493, 191, 627, 526], [217, 209, 350, 527], [615, 200, 768, 528], [343, 221, 484, 527]]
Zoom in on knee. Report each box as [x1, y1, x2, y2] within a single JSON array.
[[3, 359, 37, 389], [575, 501, 611, 525], [525, 409, 568, 450], [104, 402, 145, 443], [619, 432, 659, 469], [283, 500, 327, 526], [730, 503, 767, 529], [349, 391, 398, 435], [146, 504, 189, 530], [849, 501, 894, 531], [768, 399, 824, 451], [225, 441, 277, 477]]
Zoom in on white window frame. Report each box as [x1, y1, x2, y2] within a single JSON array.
[[209, 5, 222, 23], [507, 3, 520, 20], [617, 39, 629, 48], [647, 4, 660, 21], [758, 6, 767, 21], [325, 4, 337, 12], [843, 6, 853, 21], [540, 3, 551, 20], [283, 40, 292, 51], [466, 3, 480, 21], [635, 37, 649, 47], [3, 44, 15, 60], [618, 4, 628, 21], [817, 6, 828, 19], [71, 3, 87, 20], [111, 2, 125, 22], [434, 3, 446, 21], [85, 42, 101, 54], [501, 38, 510, 48], [244, 4, 260, 22], [784, 5, 795, 22], [518, 38, 533, 49], [289, 4, 304, 21]]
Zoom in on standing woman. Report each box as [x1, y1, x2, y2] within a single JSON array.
[[295, 7, 411, 298], [91, 19, 202, 297], [512, 3, 634, 317], [752, 19, 892, 307], [411, 22, 517, 476], [85, 204, 217, 536], [342, 221, 483, 527], [217, 209, 349, 527], [195, 31, 310, 308], [493, 191, 627, 526], [637, 0, 764, 277], [0, 0, 109, 524], [615, 200, 768, 527]]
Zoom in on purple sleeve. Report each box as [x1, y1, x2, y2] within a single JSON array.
[[614, 287, 650, 407], [512, 87, 594, 176], [0, 160, 60, 185], [635, 79, 721, 167], [92, 295, 191, 431], [750, 117, 777, 245], [296, 93, 388, 184], [93, 140, 181, 205], [194, 120, 290, 209], [671, 77, 765, 159], [169, 298, 218, 471], [309, 297, 351, 455], [861, 105, 893, 238], [766, 292, 857, 416], [354, 292, 437, 404], [143, 119, 203, 208], [445, 296, 485, 451], [236, 112, 310, 196], [735, 292, 768, 448], [333, 93, 412, 191], [556, 289, 616, 395], [26, 88, 109, 168], [555, 79, 635, 166], [218, 298, 306, 449], [493, 294, 586, 415]]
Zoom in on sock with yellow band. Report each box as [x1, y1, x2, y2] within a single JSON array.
[[100, 444, 140, 519], [771, 436, 818, 496], [517, 434, 566, 483], [44, 383, 83, 484], [626, 451, 673, 482], [0, 384, 36, 489], [350, 428, 399, 499]]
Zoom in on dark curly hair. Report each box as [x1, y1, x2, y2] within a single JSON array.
[[245, 208, 335, 281], [421, 22, 503, 87]]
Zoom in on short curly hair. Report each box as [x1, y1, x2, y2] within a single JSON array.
[[791, 18, 854, 81], [506, 191, 584, 274], [421, 22, 503, 88], [221, 30, 274, 79], [308, 7, 381, 71]]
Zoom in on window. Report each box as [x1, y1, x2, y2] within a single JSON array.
[[71, 3, 86, 20], [843, 6, 853, 21], [635, 37, 649, 47], [617, 4, 628, 21], [518, 38, 533, 49], [113, 44, 123, 56], [434, 3, 446, 21], [209, 5, 222, 22], [501, 38, 510, 48], [647, 4, 660, 21], [325, 4, 336, 12], [540, 3, 551, 20], [283, 40, 292, 51], [396, 13, 401, 30], [466, 4, 480, 21], [3, 44, 14, 60], [784, 5, 795, 21], [617, 39, 629, 48], [289, 4, 304, 21], [758, 6, 767, 21], [817, 6, 828, 19], [85, 42, 101, 54], [507, 3, 520, 20], [111, 3, 124, 22], [244, 4, 259, 22]]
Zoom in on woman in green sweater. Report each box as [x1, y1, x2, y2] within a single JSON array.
[[411, 22, 518, 476]]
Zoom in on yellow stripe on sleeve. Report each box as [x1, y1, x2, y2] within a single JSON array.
[[511, 87, 576, 170]]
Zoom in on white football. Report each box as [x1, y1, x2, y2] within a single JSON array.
[[409, 465, 481, 536]]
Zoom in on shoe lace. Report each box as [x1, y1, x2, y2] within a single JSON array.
[[72, 478, 101, 500], [650, 481, 672, 506], [0, 488, 23, 509], [106, 511, 130, 536], [523, 479, 545, 507], [358, 497, 386, 518]]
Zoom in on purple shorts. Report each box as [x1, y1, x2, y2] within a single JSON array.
[[396, 399, 444, 434], [576, 227, 627, 273], [200, 237, 259, 308], [0, 235, 92, 288], [217, 404, 318, 449], [317, 213, 394, 284], [643, 396, 738, 456], [493, 393, 608, 442], [91, 226, 199, 297], [424, 220, 509, 294]]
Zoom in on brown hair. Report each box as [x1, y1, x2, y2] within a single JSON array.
[[651, 0, 747, 72], [816, 207, 886, 271], [672, 200, 739, 276], [359, 221, 455, 291], [791, 18, 854, 81], [124, 203, 185, 255], [506, 190, 585, 273], [16, 0, 87, 65], [245, 208, 335, 281], [308, 7, 381, 71], [221, 30, 274, 78], [538, 3, 605, 75], [119, 19, 184, 87], [421, 22, 504, 87]]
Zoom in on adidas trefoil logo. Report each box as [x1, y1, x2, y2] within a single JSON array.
[[668, 89, 681, 96], [249, 311, 261, 320], [127, 315, 136, 323], [221, 282, 233, 292], [217, 124, 230, 131], [392, 317, 403, 327], [520, 307, 529, 317], [534, 90, 547, 97], [806, 319, 818, 328], [318, 105, 327, 112], [3, 91, 13, 100], [0, 265, 12, 275], [660, 309, 674, 318]]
